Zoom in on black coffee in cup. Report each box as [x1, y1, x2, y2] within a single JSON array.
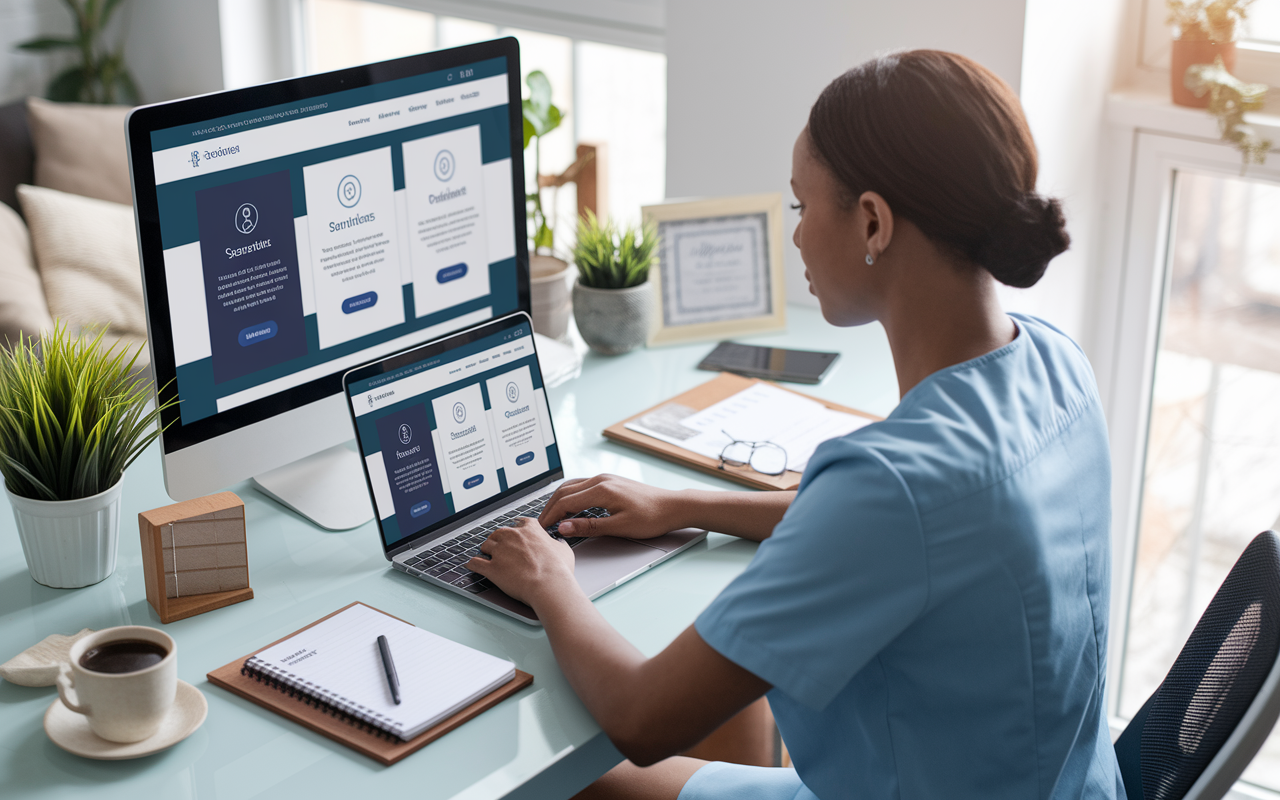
[[79, 640, 169, 674]]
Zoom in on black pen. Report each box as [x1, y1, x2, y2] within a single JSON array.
[[376, 634, 401, 705]]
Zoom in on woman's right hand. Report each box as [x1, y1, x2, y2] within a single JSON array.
[[538, 474, 686, 540]]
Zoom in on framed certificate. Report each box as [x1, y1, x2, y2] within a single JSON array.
[[643, 194, 786, 346]]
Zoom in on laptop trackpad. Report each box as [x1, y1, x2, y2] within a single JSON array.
[[573, 537, 661, 598]]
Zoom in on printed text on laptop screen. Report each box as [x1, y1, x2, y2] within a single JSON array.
[[347, 321, 560, 546]]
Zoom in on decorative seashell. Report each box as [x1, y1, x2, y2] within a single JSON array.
[[0, 629, 96, 687]]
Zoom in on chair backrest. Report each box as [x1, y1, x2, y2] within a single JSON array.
[[1114, 530, 1280, 800]]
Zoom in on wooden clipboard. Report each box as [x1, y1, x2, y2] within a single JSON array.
[[603, 372, 881, 491], [207, 601, 533, 766]]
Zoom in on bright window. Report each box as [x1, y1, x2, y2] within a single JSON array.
[[1111, 133, 1280, 794], [1243, 1, 1280, 46], [303, 0, 666, 258]]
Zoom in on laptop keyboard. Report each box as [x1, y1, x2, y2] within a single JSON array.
[[400, 492, 610, 595]]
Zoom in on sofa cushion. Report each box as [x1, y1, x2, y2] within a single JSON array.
[[0, 200, 53, 346], [17, 184, 147, 342], [0, 101, 35, 218], [27, 97, 131, 206]]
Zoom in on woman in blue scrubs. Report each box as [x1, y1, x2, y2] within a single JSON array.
[[468, 49, 1124, 800]]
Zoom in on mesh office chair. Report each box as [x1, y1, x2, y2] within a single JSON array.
[[1114, 530, 1280, 800]]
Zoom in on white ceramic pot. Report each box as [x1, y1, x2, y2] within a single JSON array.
[[572, 281, 652, 355], [530, 255, 572, 339], [7, 478, 123, 589]]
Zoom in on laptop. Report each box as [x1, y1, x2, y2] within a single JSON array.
[[343, 312, 707, 624]]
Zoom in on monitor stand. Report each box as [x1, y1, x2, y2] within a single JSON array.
[[251, 442, 374, 531]]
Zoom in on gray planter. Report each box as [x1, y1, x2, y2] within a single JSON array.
[[572, 281, 652, 355]]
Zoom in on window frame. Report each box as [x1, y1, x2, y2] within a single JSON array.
[[1101, 128, 1280, 795]]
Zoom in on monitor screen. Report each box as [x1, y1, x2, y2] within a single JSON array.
[[127, 38, 528, 456], [344, 314, 561, 550]]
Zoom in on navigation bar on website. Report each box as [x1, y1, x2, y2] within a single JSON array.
[[153, 74, 507, 185], [352, 333, 533, 417]]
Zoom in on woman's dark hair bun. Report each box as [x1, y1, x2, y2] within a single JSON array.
[[972, 193, 1071, 289], [807, 50, 1072, 289]]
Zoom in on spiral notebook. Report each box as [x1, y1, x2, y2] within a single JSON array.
[[239, 603, 515, 741]]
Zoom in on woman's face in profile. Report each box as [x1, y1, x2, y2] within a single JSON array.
[[790, 129, 879, 327]]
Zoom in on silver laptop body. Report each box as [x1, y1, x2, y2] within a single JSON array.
[[344, 313, 705, 625]]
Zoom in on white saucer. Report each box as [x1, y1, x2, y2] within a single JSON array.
[[44, 679, 208, 760]]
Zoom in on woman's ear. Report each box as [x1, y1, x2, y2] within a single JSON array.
[[858, 191, 895, 262]]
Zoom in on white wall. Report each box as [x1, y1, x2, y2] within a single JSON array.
[[126, 0, 225, 103], [1012, 0, 1128, 352], [664, 0, 1028, 315], [219, 0, 299, 91]]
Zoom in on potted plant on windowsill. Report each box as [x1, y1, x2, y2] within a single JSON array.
[[1168, 0, 1254, 108], [571, 211, 657, 355], [523, 70, 573, 339], [0, 325, 174, 588]]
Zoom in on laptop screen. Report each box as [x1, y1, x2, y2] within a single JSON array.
[[345, 314, 561, 550]]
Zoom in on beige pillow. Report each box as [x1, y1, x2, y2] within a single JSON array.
[[0, 201, 54, 347], [17, 184, 148, 342], [27, 97, 132, 206]]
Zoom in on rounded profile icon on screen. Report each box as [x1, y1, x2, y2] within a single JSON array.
[[398, 423, 412, 445], [337, 174, 362, 208], [234, 203, 258, 234], [434, 149, 456, 182], [452, 402, 466, 424], [505, 382, 519, 403]]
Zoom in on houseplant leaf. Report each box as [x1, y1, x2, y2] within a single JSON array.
[[47, 66, 87, 103], [15, 37, 78, 51], [0, 322, 178, 501]]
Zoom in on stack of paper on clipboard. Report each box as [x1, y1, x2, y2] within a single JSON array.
[[624, 382, 873, 474]]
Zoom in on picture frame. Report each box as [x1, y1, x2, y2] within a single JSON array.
[[643, 193, 787, 346]]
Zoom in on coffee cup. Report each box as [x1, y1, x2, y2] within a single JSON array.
[[56, 626, 177, 743]]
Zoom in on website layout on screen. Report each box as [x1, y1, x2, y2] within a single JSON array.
[[147, 57, 520, 426], [347, 321, 559, 547]]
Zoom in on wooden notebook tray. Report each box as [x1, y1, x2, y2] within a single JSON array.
[[207, 601, 533, 766], [603, 372, 880, 491]]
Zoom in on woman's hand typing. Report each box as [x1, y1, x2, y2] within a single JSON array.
[[537, 474, 686, 540]]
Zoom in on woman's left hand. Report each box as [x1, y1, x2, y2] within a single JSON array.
[[467, 518, 577, 607]]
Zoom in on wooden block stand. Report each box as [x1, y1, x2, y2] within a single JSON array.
[[139, 492, 254, 623]]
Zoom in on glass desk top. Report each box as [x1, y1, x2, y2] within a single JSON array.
[[0, 305, 895, 800]]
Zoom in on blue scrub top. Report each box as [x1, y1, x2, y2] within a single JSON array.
[[696, 315, 1125, 800]]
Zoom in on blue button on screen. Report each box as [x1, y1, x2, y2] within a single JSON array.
[[463, 474, 484, 489], [437, 263, 468, 283], [410, 500, 432, 517], [238, 321, 278, 346], [515, 451, 535, 465], [342, 291, 378, 314]]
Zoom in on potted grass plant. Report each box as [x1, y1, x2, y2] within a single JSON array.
[[571, 211, 657, 355], [0, 325, 173, 588]]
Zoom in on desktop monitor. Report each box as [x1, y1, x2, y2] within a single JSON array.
[[125, 38, 529, 529]]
